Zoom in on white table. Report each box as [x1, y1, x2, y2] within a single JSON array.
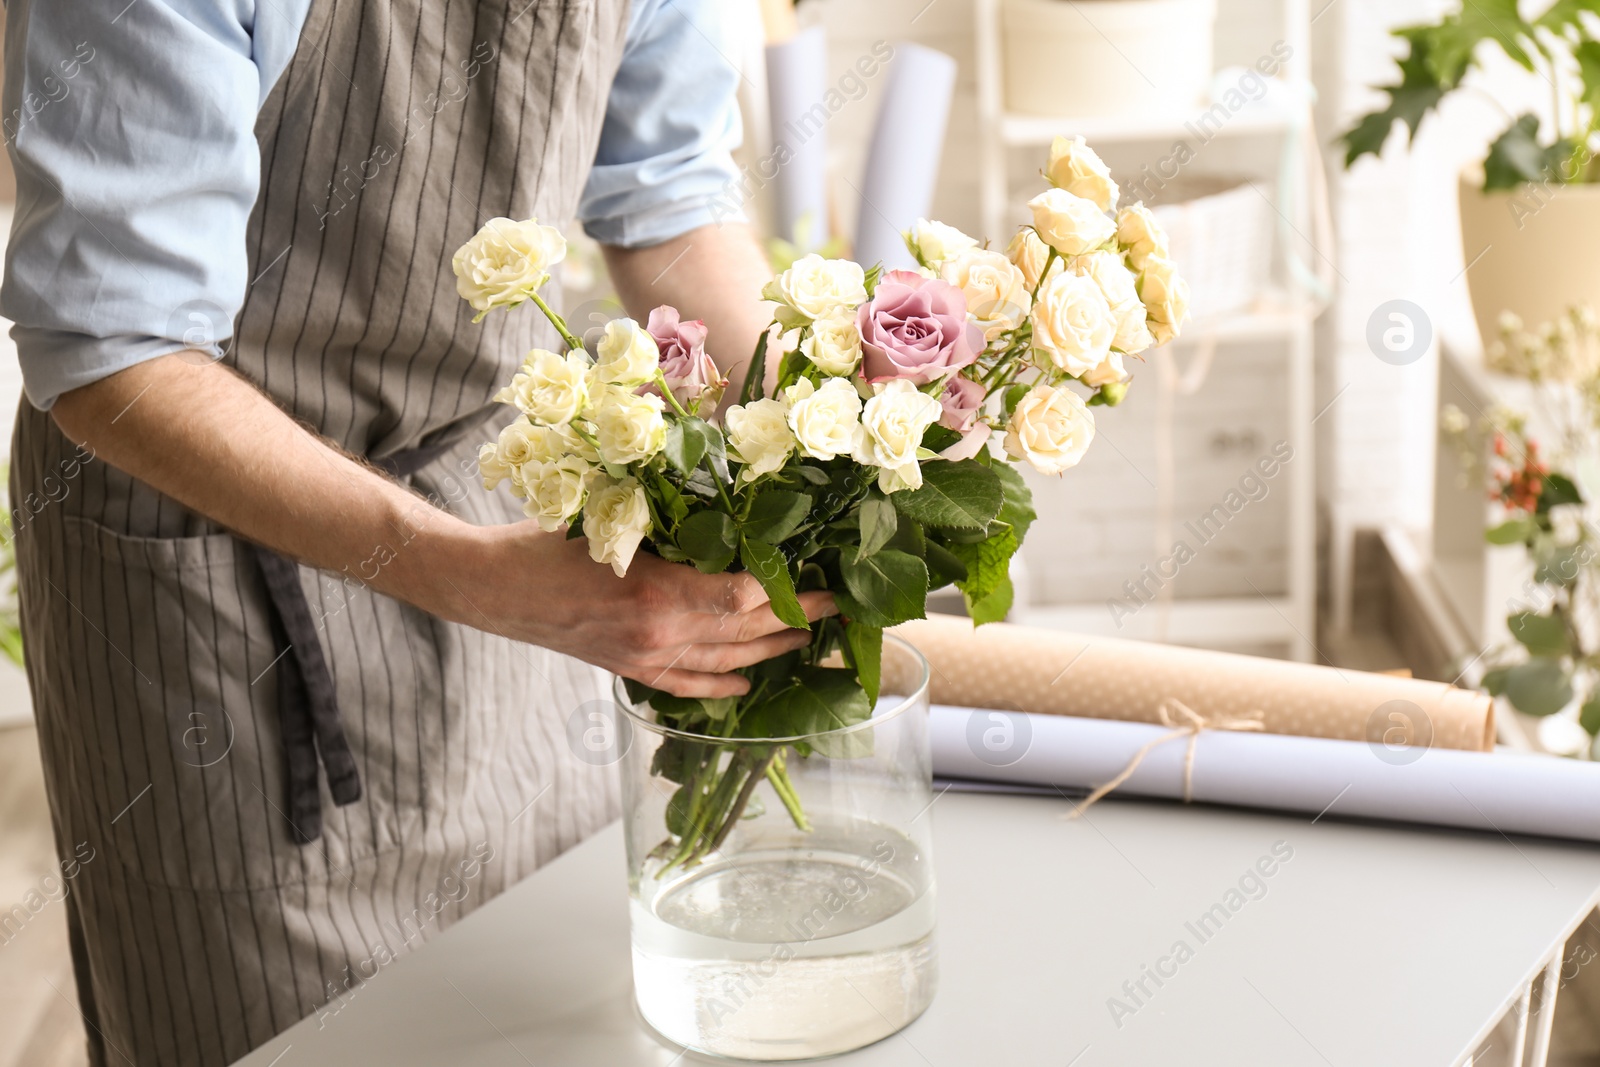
[[233, 792, 1600, 1066]]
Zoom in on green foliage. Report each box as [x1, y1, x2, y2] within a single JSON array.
[[1484, 115, 1578, 191], [1504, 658, 1574, 716], [855, 495, 898, 562], [838, 548, 929, 628], [742, 666, 874, 758], [741, 537, 809, 629], [1508, 611, 1570, 657], [890, 459, 1004, 530], [743, 490, 811, 543], [1486, 516, 1539, 544], [677, 510, 738, 573], [843, 621, 883, 704]]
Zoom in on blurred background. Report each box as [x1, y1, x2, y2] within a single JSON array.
[[7, 0, 1600, 1062]]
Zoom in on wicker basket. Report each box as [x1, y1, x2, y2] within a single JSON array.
[[1145, 177, 1273, 321]]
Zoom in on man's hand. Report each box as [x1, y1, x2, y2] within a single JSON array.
[[50, 353, 821, 698]]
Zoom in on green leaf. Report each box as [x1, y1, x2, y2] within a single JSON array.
[[1534, 543, 1583, 587], [1508, 611, 1570, 657], [653, 473, 689, 525], [1003, 383, 1028, 418], [924, 540, 969, 589], [665, 784, 693, 836], [890, 459, 1004, 530], [740, 327, 770, 405], [993, 462, 1037, 543], [1504, 658, 1573, 717], [951, 527, 1020, 608], [662, 418, 709, 474], [1538, 470, 1583, 511], [790, 464, 831, 486], [1582, 695, 1600, 737], [920, 424, 962, 453], [741, 538, 809, 629], [1484, 114, 1574, 191], [743, 666, 874, 758], [965, 573, 1014, 625], [1342, 28, 1451, 167], [1481, 666, 1509, 696], [677, 510, 738, 573], [856, 495, 898, 562], [838, 548, 928, 627], [743, 490, 811, 543], [863, 264, 884, 297], [1486, 517, 1538, 545], [843, 621, 883, 705]]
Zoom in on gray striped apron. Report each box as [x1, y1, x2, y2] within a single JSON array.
[[9, 0, 629, 1063]]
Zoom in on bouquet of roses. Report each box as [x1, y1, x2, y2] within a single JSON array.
[[454, 137, 1187, 873]]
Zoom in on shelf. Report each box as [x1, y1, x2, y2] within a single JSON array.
[[1013, 596, 1307, 651], [999, 104, 1298, 148], [1175, 299, 1319, 343]]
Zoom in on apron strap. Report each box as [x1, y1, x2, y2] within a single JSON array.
[[254, 405, 504, 845]]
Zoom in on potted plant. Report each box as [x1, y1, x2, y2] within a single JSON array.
[[1343, 0, 1600, 348]]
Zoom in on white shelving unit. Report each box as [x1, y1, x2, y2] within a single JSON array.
[[972, 0, 1322, 661]]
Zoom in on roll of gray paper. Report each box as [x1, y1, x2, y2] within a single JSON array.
[[854, 43, 958, 270], [930, 705, 1600, 843], [765, 27, 831, 251]]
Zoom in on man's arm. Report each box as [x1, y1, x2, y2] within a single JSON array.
[[602, 221, 773, 404], [49, 356, 832, 698]]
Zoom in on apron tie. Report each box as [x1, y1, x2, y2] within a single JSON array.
[[255, 409, 501, 845]]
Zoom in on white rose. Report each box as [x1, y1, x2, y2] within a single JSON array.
[[801, 312, 863, 376], [478, 441, 515, 492], [1071, 251, 1154, 355], [726, 397, 795, 482], [1027, 188, 1116, 258], [1030, 272, 1116, 376], [907, 218, 979, 270], [537, 421, 600, 464], [941, 248, 1030, 340], [592, 318, 660, 386], [452, 217, 566, 313], [1006, 228, 1062, 292], [521, 456, 590, 532], [1005, 384, 1095, 475], [495, 347, 590, 424], [584, 476, 652, 577], [1116, 202, 1170, 270], [590, 387, 667, 465], [1080, 352, 1126, 389], [762, 254, 868, 322], [1045, 136, 1118, 212], [785, 377, 864, 461], [856, 379, 943, 493], [1138, 255, 1190, 346]]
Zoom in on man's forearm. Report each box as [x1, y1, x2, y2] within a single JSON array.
[[49, 355, 475, 618], [602, 221, 772, 399]]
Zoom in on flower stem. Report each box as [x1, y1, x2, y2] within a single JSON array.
[[654, 370, 690, 418], [528, 289, 585, 352], [765, 751, 811, 832]]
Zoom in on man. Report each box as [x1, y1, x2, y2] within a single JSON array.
[[2, 1, 830, 1064]]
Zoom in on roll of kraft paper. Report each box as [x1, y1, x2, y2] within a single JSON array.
[[894, 615, 1494, 752], [854, 43, 958, 271], [765, 26, 830, 250], [930, 707, 1600, 843]]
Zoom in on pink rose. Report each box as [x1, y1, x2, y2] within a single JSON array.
[[939, 375, 986, 433], [856, 270, 984, 384], [644, 305, 724, 406]]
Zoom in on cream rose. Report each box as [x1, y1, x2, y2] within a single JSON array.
[[584, 476, 652, 577], [592, 318, 660, 386], [521, 456, 590, 532], [1045, 135, 1118, 212], [855, 379, 944, 493], [1005, 384, 1095, 475], [801, 311, 864, 376], [590, 387, 666, 465], [726, 397, 795, 482], [1071, 251, 1154, 355], [907, 218, 979, 271], [495, 347, 590, 424], [452, 217, 566, 314], [1080, 352, 1126, 389], [1138, 255, 1190, 346], [478, 442, 514, 492], [1027, 188, 1117, 258], [785, 377, 864, 461], [1005, 228, 1062, 292], [1116, 202, 1170, 270], [941, 248, 1030, 340], [1030, 272, 1116, 376], [762, 254, 868, 323]]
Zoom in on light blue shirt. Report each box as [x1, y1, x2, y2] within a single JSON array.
[[0, 0, 744, 410]]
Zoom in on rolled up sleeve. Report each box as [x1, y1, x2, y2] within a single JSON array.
[[1, 0, 280, 410], [578, 0, 746, 249]]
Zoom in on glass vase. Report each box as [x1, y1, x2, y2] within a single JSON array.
[[616, 635, 936, 1061]]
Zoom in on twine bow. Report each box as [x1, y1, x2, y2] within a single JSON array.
[[1066, 699, 1265, 819]]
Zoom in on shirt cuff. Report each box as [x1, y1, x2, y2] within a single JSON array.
[[14, 327, 223, 411], [582, 194, 749, 249]]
